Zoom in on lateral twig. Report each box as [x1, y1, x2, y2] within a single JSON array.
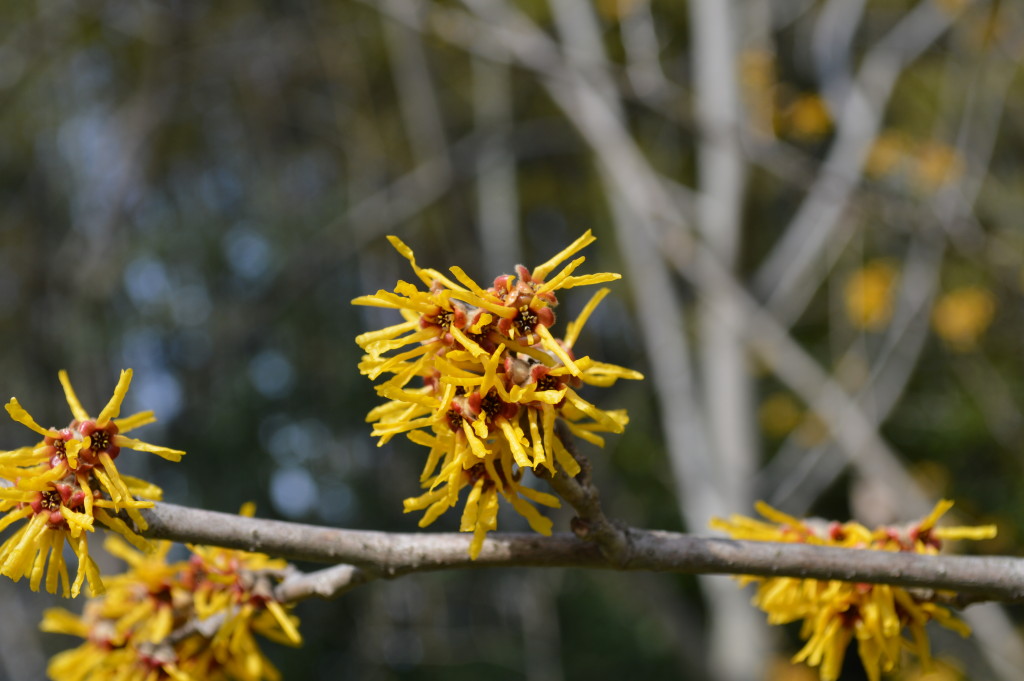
[[543, 423, 630, 565]]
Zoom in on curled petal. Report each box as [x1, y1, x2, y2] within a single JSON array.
[[5, 399, 57, 438]]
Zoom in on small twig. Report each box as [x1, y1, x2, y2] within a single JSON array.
[[544, 424, 631, 565], [274, 564, 375, 603]]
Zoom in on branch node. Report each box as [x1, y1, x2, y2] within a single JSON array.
[[547, 424, 633, 567]]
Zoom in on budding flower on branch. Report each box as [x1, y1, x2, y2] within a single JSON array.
[[353, 231, 643, 558], [0, 369, 185, 597], [711, 500, 997, 681]]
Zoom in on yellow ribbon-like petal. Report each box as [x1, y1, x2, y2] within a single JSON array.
[[113, 435, 186, 461], [96, 369, 133, 426], [5, 399, 57, 438], [530, 229, 595, 282], [57, 370, 90, 422]]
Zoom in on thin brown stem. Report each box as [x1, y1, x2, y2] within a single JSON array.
[[544, 424, 630, 564]]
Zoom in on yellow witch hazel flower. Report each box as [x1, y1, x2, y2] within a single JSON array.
[[42, 505, 302, 681], [0, 369, 185, 597], [711, 500, 996, 681], [353, 231, 642, 558]]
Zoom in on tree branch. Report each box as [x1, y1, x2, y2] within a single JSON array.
[[275, 564, 376, 603], [136, 502, 1024, 603]]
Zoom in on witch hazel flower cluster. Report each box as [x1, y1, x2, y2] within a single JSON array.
[[0, 370, 184, 597], [711, 500, 996, 681], [353, 231, 642, 557], [42, 507, 301, 681]]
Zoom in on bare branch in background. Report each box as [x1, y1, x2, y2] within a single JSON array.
[[472, 53, 522, 273], [687, 2, 766, 677], [439, 0, 689, 232], [688, 0, 757, 519], [810, 0, 868, 107], [762, 40, 1020, 516], [382, 0, 451, 171], [763, 238, 943, 511], [618, 0, 667, 104], [753, 0, 974, 325], [659, 238, 934, 514]]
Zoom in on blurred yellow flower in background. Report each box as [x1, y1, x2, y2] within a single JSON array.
[[866, 131, 963, 194], [932, 286, 996, 352], [781, 94, 832, 141], [914, 142, 964, 192], [758, 392, 803, 440], [866, 131, 909, 178], [843, 260, 899, 331]]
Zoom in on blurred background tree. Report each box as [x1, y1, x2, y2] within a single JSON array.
[[0, 0, 1022, 679]]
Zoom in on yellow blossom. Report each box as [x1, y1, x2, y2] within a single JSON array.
[[43, 508, 301, 681], [866, 131, 910, 178], [865, 132, 963, 194], [354, 232, 642, 558], [0, 370, 185, 597], [843, 260, 899, 331], [931, 285, 996, 352], [758, 392, 803, 439], [782, 94, 832, 141], [913, 142, 963, 192], [711, 500, 995, 681]]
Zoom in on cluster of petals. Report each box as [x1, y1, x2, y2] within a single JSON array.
[[353, 231, 642, 557], [0, 370, 185, 597], [42, 506, 302, 681], [711, 500, 997, 681]]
